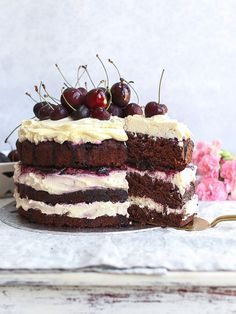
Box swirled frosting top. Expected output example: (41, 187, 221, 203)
(18, 117, 128, 144)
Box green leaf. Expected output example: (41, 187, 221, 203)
(220, 150, 234, 161)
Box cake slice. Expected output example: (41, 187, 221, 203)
(125, 114, 198, 227)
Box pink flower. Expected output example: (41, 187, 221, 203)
(220, 159, 236, 193)
(196, 178, 228, 201)
(197, 154, 220, 179)
(193, 140, 221, 165)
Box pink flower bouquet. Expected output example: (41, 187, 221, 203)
(193, 140, 236, 201)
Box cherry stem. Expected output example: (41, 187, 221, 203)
(85, 82, 88, 89)
(4, 116, 35, 143)
(75, 66, 86, 88)
(97, 80, 106, 88)
(25, 92, 38, 103)
(82, 65, 96, 88)
(42, 83, 60, 104)
(124, 79, 139, 104)
(55, 64, 73, 87)
(5, 140, 13, 151)
(61, 87, 76, 112)
(96, 54, 109, 88)
(108, 58, 122, 81)
(34, 85, 54, 110)
(158, 69, 165, 104)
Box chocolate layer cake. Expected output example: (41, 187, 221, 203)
(125, 114, 198, 227)
(14, 117, 130, 228)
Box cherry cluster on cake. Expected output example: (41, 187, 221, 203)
(27, 56, 168, 122)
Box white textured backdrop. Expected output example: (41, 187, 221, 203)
(0, 0, 236, 152)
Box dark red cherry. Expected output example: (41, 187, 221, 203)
(111, 82, 130, 108)
(108, 103, 124, 118)
(50, 105, 69, 120)
(37, 103, 55, 120)
(71, 105, 90, 120)
(8, 150, 20, 162)
(0, 152, 10, 163)
(145, 102, 168, 117)
(85, 88, 109, 109)
(91, 107, 111, 120)
(124, 103, 143, 117)
(61, 87, 85, 113)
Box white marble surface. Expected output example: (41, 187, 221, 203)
(0, 199, 235, 273)
(1, 0, 236, 152)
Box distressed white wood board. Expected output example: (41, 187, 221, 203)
(0, 285, 236, 314)
(0, 200, 236, 273)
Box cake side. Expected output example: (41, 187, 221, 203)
(16, 139, 127, 168)
(14, 164, 129, 227)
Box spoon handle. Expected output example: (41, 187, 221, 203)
(210, 215, 236, 228)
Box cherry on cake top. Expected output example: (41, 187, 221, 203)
(26, 58, 168, 122)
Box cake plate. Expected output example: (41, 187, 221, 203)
(0, 201, 159, 235)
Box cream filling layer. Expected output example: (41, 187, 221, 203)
(18, 117, 128, 144)
(14, 192, 129, 219)
(127, 166, 196, 195)
(129, 195, 198, 217)
(124, 114, 192, 141)
(14, 164, 128, 194)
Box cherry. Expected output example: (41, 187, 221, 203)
(0, 152, 10, 163)
(110, 82, 130, 108)
(33, 102, 48, 116)
(85, 88, 109, 109)
(37, 104, 55, 120)
(108, 103, 124, 118)
(91, 107, 111, 120)
(124, 103, 143, 117)
(71, 105, 90, 120)
(108, 59, 131, 107)
(8, 150, 20, 162)
(145, 69, 168, 117)
(61, 87, 85, 113)
(50, 105, 69, 120)
(145, 102, 167, 117)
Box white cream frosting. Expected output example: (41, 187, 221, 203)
(127, 166, 196, 195)
(129, 195, 198, 217)
(14, 192, 129, 219)
(18, 117, 128, 144)
(124, 114, 192, 140)
(14, 164, 128, 194)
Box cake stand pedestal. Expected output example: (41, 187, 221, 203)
(0, 198, 235, 314)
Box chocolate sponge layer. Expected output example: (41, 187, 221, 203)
(16, 139, 127, 169)
(18, 207, 129, 228)
(16, 183, 128, 205)
(127, 171, 195, 209)
(128, 205, 195, 227)
(126, 132, 194, 171)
